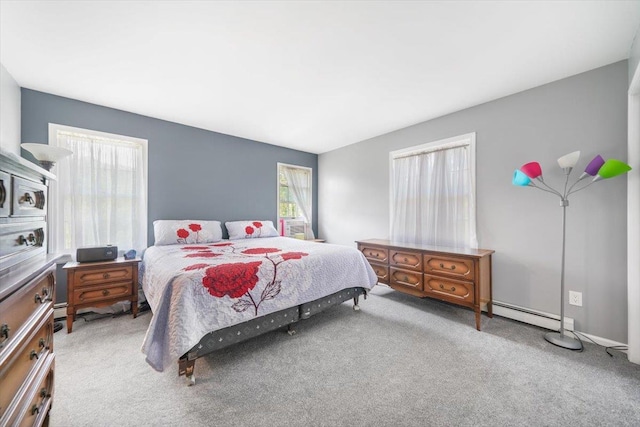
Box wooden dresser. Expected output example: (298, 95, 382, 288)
(356, 239, 494, 330)
(0, 150, 60, 426)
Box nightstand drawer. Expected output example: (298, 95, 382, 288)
(390, 267, 423, 291)
(390, 250, 422, 271)
(73, 282, 132, 304)
(424, 255, 475, 281)
(74, 265, 133, 287)
(424, 274, 474, 303)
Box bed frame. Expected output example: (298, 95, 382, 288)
(178, 287, 366, 385)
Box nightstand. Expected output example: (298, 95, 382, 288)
(63, 257, 141, 333)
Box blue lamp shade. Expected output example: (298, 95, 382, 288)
(512, 169, 531, 186)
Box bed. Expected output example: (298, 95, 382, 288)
(140, 230, 377, 385)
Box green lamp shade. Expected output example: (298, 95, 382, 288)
(596, 159, 632, 179)
(512, 169, 531, 186)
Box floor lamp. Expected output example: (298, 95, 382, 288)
(512, 151, 631, 350)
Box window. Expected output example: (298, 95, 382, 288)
(389, 133, 477, 248)
(277, 163, 314, 239)
(48, 123, 148, 254)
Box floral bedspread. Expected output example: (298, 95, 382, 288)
(140, 237, 378, 371)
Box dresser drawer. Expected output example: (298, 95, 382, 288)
(0, 170, 10, 217)
(390, 249, 422, 271)
(74, 265, 133, 287)
(390, 267, 423, 291)
(73, 282, 132, 304)
(0, 310, 53, 418)
(369, 262, 389, 284)
(1, 353, 54, 427)
(423, 254, 475, 281)
(424, 274, 474, 304)
(0, 268, 54, 352)
(11, 176, 47, 217)
(360, 245, 388, 263)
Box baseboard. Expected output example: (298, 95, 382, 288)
(54, 303, 67, 320)
(493, 300, 627, 350)
(492, 300, 575, 331)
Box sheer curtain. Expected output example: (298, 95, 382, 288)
(390, 142, 477, 248)
(49, 126, 147, 255)
(283, 166, 315, 239)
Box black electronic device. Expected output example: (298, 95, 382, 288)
(76, 245, 118, 263)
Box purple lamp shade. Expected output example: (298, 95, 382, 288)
(584, 155, 605, 176)
(520, 162, 542, 179)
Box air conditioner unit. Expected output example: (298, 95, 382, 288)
(283, 219, 307, 238)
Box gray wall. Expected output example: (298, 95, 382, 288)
(319, 61, 629, 343)
(0, 64, 21, 155)
(21, 89, 318, 304)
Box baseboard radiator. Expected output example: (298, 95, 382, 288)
(492, 300, 627, 349)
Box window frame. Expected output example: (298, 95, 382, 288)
(47, 123, 149, 252)
(388, 132, 476, 244)
(276, 162, 313, 235)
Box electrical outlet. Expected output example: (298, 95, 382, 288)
(569, 291, 582, 307)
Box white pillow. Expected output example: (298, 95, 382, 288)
(225, 220, 279, 239)
(153, 220, 222, 245)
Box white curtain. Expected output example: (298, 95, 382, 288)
(283, 167, 315, 240)
(390, 145, 477, 248)
(50, 130, 147, 255)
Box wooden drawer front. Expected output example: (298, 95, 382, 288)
(3, 354, 54, 427)
(75, 265, 133, 287)
(0, 269, 54, 352)
(390, 250, 422, 271)
(0, 314, 53, 418)
(424, 274, 474, 303)
(390, 267, 423, 291)
(11, 177, 47, 217)
(0, 222, 46, 259)
(74, 282, 132, 304)
(424, 255, 475, 281)
(369, 262, 389, 284)
(360, 246, 388, 263)
(0, 171, 9, 217)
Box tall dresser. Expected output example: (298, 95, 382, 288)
(0, 150, 60, 426)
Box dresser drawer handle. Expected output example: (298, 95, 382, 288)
(30, 350, 39, 360)
(103, 273, 110, 279)
(31, 405, 40, 415)
(102, 289, 110, 296)
(438, 283, 456, 292)
(1, 324, 9, 340)
(40, 387, 49, 398)
(34, 293, 43, 303)
(404, 257, 408, 262)
(439, 263, 456, 270)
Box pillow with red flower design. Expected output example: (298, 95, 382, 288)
(153, 220, 223, 245)
(225, 220, 279, 240)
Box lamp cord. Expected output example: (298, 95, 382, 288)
(565, 329, 629, 357)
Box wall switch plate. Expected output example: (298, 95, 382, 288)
(569, 291, 582, 307)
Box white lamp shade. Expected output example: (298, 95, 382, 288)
(557, 151, 581, 169)
(21, 143, 72, 162)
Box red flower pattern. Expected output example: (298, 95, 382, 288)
(241, 248, 280, 255)
(252, 221, 263, 228)
(183, 263, 209, 271)
(245, 226, 255, 235)
(210, 242, 233, 247)
(189, 223, 202, 232)
(280, 252, 308, 261)
(202, 262, 262, 298)
(185, 252, 221, 258)
(181, 246, 209, 250)
(177, 228, 189, 238)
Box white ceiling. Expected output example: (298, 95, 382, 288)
(1, 1, 639, 154)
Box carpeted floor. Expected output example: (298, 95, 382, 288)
(50, 285, 640, 426)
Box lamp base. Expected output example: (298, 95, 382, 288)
(544, 331, 583, 350)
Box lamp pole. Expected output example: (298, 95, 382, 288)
(543, 197, 582, 350)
